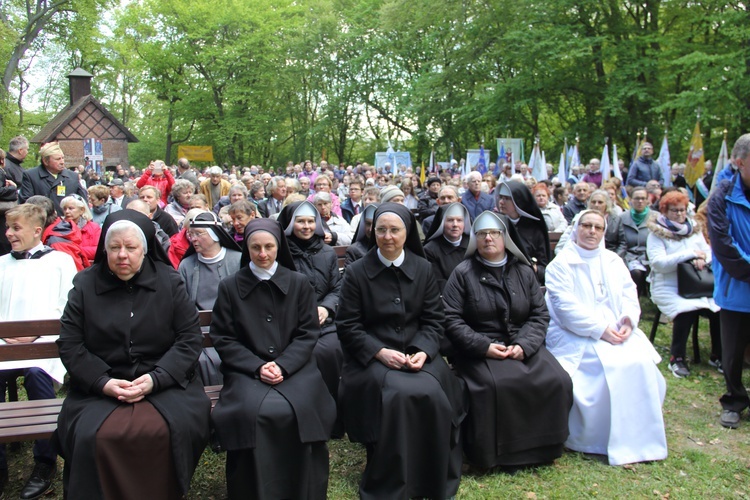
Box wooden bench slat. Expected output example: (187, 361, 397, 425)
(0, 398, 63, 410)
(0, 414, 60, 429)
(0, 424, 59, 443)
(0, 406, 63, 419)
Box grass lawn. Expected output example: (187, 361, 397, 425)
(5, 299, 750, 498)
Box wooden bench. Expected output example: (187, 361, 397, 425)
(333, 245, 348, 270)
(0, 311, 218, 444)
(549, 231, 562, 256)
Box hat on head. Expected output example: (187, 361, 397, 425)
(380, 185, 405, 204)
(426, 177, 441, 187)
(108, 178, 124, 187)
(277, 201, 325, 239)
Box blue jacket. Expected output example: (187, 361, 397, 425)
(627, 157, 662, 187)
(707, 173, 750, 312)
(461, 191, 494, 222)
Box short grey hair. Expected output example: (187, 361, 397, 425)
(731, 133, 750, 161)
(60, 195, 93, 221)
(8, 136, 28, 154)
(268, 176, 286, 195)
(313, 191, 332, 204)
(588, 189, 613, 214)
(171, 179, 195, 199)
(229, 184, 248, 196)
(439, 185, 459, 198)
(104, 220, 147, 254)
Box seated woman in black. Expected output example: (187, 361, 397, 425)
(55, 210, 210, 499)
(277, 201, 343, 435)
(210, 218, 335, 499)
(345, 202, 378, 267)
(423, 202, 471, 292)
(336, 202, 466, 499)
(442, 210, 573, 470)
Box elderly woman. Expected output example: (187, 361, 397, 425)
(249, 181, 265, 205)
(308, 174, 342, 216)
(647, 191, 721, 377)
(227, 199, 257, 247)
(313, 191, 353, 245)
(496, 180, 551, 284)
(164, 179, 195, 227)
(345, 203, 378, 267)
(88, 184, 121, 226)
(61, 194, 101, 262)
(336, 203, 465, 499)
(533, 183, 567, 232)
(278, 201, 343, 434)
(545, 210, 667, 465)
(423, 202, 471, 292)
(212, 184, 247, 215)
(556, 189, 621, 254)
(55, 210, 211, 498)
(210, 218, 335, 499)
(617, 186, 651, 296)
(443, 211, 572, 469)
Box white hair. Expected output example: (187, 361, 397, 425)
(104, 220, 147, 254)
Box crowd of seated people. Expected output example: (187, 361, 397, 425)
(3, 138, 749, 499)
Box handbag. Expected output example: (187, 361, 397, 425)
(677, 261, 714, 298)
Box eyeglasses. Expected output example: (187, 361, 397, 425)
(668, 208, 687, 214)
(476, 230, 503, 239)
(374, 227, 404, 236)
(186, 230, 210, 239)
(631, 197, 648, 202)
(579, 222, 606, 233)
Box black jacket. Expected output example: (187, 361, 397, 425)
(20, 165, 88, 215)
(3, 153, 24, 185)
(210, 265, 335, 449)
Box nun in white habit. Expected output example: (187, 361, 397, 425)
(545, 209, 668, 465)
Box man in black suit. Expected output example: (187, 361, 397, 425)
(257, 176, 287, 218)
(138, 185, 178, 236)
(4, 136, 28, 185)
(19, 143, 87, 215)
(107, 178, 137, 209)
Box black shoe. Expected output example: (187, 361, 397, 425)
(720, 410, 741, 429)
(669, 358, 690, 378)
(0, 467, 8, 500)
(19, 461, 56, 500)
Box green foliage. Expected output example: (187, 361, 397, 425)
(1, 0, 748, 167)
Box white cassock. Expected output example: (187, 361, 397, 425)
(545, 242, 668, 466)
(0, 250, 77, 383)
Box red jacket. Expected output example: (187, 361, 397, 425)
(79, 220, 102, 262)
(43, 218, 90, 271)
(136, 169, 175, 206)
(168, 229, 191, 269)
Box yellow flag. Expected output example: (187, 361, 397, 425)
(684, 122, 705, 187)
(420, 159, 426, 187)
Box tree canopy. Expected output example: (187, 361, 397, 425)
(1, 0, 748, 167)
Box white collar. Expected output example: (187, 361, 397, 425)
(197, 247, 227, 264)
(249, 261, 278, 280)
(377, 248, 405, 267)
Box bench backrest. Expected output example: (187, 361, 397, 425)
(0, 311, 214, 363)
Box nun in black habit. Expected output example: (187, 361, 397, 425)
(277, 201, 343, 436)
(336, 202, 466, 500)
(495, 180, 552, 284)
(344, 202, 378, 267)
(210, 218, 335, 500)
(55, 209, 211, 499)
(442, 211, 572, 469)
(423, 202, 471, 292)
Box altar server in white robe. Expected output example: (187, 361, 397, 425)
(545, 209, 668, 466)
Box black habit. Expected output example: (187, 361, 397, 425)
(442, 255, 573, 468)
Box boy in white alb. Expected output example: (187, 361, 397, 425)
(0, 204, 76, 499)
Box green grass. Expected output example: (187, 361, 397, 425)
(5, 302, 750, 498)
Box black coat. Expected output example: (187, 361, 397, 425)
(55, 259, 211, 497)
(19, 165, 88, 215)
(514, 217, 550, 284)
(442, 255, 572, 467)
(152, 206, 179, 237)
(335, 248, 465, 443)
(423, 235, 468, 292)
(288, 238, 341, 335)
(210, 265, 335, 450)
(3, 153, 24, 185)
(344, 240, 367, 267)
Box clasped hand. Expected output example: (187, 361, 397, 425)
(375, 348, 427, 371)
(259, 361, 284, 385)
(103, 374, 154, 403)
(601, 323, 632, 345)
(486, 343, 525, 360)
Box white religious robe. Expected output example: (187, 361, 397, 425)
(0, 250, 77, 383)
(545, 242, 667, 465)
